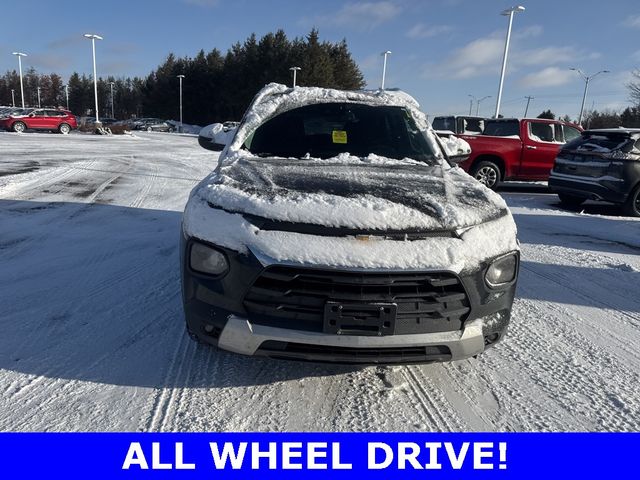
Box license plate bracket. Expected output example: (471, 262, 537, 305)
(323, 302, 397, 336)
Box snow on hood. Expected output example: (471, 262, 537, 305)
(183, 83, 518, 271)
(196, 154, 508, 231)
(183, 193, 518, 273)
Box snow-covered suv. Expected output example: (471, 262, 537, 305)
(181, 83, 520, 364)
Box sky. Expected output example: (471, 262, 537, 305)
(1, 0, 639, 119)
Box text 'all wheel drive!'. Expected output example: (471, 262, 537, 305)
(0, 1, 639, 478)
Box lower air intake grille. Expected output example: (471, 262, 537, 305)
(257, 341, 452, 364)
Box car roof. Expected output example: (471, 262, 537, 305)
(584, 128, 640, 135)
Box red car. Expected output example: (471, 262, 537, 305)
(455, 118, 583, 189)
(1, 108, 77, 134)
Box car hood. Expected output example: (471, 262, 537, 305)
(196, 154, 509, 232)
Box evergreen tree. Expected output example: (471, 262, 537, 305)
(0, 29, 366, 124)
(537, 109, 555, 119)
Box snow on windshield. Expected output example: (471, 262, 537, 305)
(225, 83, 445, 162)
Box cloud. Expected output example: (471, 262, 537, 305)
(623, 14, 640, 28)
(406, 23, 453, 39)
(303, 2, 401, 31)
(47, 35, 86, 50)
(422, 27, 598, 80)
(515, 25, 544, 39)
(105, 43, 139, 55)
(183, 0, 219, 7)
(519, 67, 575, 88)
(424, 34, 504, 79)
(28, 54, 72, 72)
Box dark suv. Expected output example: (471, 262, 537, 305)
(549, 128, 640, 217)
(180, 83, 520, 364)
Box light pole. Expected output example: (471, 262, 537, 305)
(495, 6, 525, 118)
(468, 94, 475, 115)
(37, 86, 41, 108)
(63, 84, 69, 110)
(83, 33, 103, 125)
(11, 89, 15, 107)
(469, 95, 492, 116)
(524, 95, 534, 117)
(570, 68, 609, 126)
(477, 95, 492, 115)
(289, 67, 301, 88)
(381, 50, 392, 90)
(12, 52, 27, 108)
(177, 74, 185, 132)
(109, 81, 115, 118)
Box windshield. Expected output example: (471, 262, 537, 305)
(244, 103, 438, 163)
(483, 120, 520, 137)
(431, 116, 456, 132)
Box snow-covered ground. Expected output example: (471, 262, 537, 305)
(0, 131, 638, 432)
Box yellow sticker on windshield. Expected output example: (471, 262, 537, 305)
(332, 130, 348, 144)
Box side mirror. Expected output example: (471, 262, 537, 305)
(449, 153, 470, 164)
(198, 123, 236, 152)
(198, 135, 225, 151)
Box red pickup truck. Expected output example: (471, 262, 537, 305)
(456, 118, 583, 188)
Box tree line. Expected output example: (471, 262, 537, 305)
(0, 29, 364, 125)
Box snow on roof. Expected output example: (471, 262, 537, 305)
(226, 83, 431, 156)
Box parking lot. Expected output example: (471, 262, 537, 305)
(0, 131, 639, 432)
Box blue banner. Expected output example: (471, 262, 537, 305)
(0, 433, 636, 478)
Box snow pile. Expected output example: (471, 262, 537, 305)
(167, 121, 202, 134)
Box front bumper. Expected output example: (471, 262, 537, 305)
(218, 315, 490, 363)
(181, 234, 517, 364)
(548, 171, 632, 204)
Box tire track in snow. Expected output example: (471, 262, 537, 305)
(146, 331, 193, 431)
(402, 366, 463, 431)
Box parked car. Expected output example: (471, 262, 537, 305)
(180, 83, 520, 364)
(0, 107, 32, 119)
(456, 118, 583, 188)
(0, 108, 77, 134)
(432, 115, 485, 136)
(549, 128, 640, 217)
(136, 118, 174, 132)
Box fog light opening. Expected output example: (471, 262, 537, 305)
(484, 333, 500, 346)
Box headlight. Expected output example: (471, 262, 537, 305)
(485, 253, 518, 287)
(189, 242, 229, 276)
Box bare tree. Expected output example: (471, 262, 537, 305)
(627, 69, 640, 105)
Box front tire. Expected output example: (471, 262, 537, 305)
(12, 121, 26, 133)
(472, 161, 501, 189)
(58, 123, 71, 135)
(558, 193, 585, 208)
(623, 185, 640, 217)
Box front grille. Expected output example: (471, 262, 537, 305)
(257, 340, 452, 364)
(243, 266, 470, 335)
